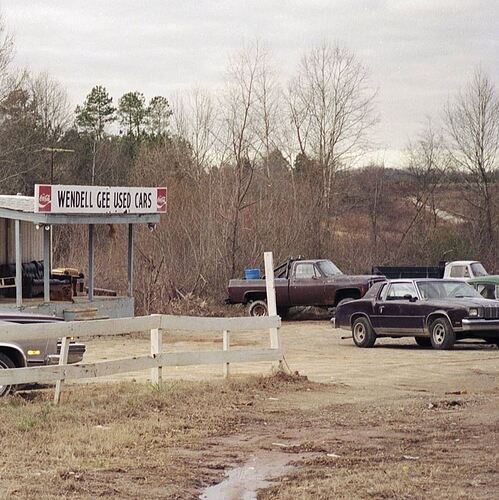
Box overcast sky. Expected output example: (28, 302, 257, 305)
(1, 0, 498, 167)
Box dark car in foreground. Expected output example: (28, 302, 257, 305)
(332, 280, 499, 350)
(0, 312, 86, 396)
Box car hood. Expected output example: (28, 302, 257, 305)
(424, 298, 499, 308)
(0, 312, 62, 323)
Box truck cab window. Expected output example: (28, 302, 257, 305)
(471, 263, 488, 277)
(450, 266, 468, 278)
(295, 263, 317, 279)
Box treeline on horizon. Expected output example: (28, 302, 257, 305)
(0, 13, 497, 314)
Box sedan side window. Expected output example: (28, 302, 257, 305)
(294, 263, 318, 279)
(386, 283, 417, 300)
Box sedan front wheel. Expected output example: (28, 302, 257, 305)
(430, 318, 455, 350)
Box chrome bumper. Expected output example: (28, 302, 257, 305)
(47, 342, 86, 365)
(462, 319, 499, 331)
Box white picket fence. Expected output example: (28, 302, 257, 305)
(0, 313, 282, 403)
(0, 252, 282, 403)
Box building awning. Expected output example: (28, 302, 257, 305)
(0, 195, 160, 225)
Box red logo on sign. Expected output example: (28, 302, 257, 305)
(38, 185, 52, 212)
(157, 188, 167, 213)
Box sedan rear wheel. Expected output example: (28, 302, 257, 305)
(430, 318, 455, 350)
(352, 317, 376, 348)
(0, 352, 15, 397)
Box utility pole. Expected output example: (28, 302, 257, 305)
(40, 147, 75, 184)
(37, 147, 75, 271)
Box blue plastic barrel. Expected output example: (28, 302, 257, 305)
(245, 268, 261, 280)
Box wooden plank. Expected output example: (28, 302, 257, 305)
(53, 336, 70, 404)
(0, 315, 162, 343)
(223, 330, 230, 378)
(150, 328, 162, 385)
(0, 349, 283, 386)
(160, 315, 280, 332)
(0, 315, 278, 344)
(264, 252, 280, 350)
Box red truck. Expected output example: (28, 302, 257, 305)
(227, 258, 385, 317)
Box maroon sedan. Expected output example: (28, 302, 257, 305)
(333, 280, 499, 350)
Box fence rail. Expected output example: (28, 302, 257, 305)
(0, 313, 282, 400)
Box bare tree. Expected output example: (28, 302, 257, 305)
(29, 72, 72, 142)
(221, 43, 263, 276)
(0, 12, 16, 103)
(288, 42, 377, 210)
(171, 88, 220, 175)
(395, 122, 449, 260)
(444, 68, 499, 261)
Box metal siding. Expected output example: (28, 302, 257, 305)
(0, 219, 43, 264)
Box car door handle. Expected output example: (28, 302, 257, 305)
(379, 306, 384, 313)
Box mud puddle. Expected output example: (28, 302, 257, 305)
(200, 450, 307, 500)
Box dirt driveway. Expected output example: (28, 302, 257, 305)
(3, 320, 495, 499)
(82, 320, 499, 404)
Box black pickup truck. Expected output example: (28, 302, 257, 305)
(227, 258, 385, 317)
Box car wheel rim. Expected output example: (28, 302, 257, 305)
(253, 305, 266, 316)
(433, 324, 446, 344)
(354, 323, 365, 342)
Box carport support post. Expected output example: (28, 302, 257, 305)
(127, 224, 133, 297)
(264, 252, 280, 352)
(88, 224, 94, 301)
(43, 225, 50, 303)
(15, 219, 22, 308)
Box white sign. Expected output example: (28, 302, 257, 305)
(34, 185, 167, 214)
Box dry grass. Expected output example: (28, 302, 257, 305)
(0, 372, 311, 499)
(0, 373, 497, 499)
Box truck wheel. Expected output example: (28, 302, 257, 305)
(248, 300, 268, 316)
(277, 307, 289, 320)
(415, 336, 431, 348)
(352, 317, 376, 348)
(0, 352, 16, 397)
(430, 318, 455, 350)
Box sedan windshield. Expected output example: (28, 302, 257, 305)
(471, 262, 488, 277)
(417, 281, 482, 300)
(317, 260, 343, 277)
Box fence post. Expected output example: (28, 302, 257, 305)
(150, 327, 162, 385)
(223, 329, 230, 378)
(54, 336, 70, 404)
(264, 252, 281, 352)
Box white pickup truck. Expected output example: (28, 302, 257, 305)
(373, 260, 494, 281)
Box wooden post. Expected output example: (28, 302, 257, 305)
(150, 328, 162, 385)
(264, 252, 280, 350)
(15, 219, 22, 308)
(223, 329, 230, 378)
(54, 336, 70, 404)
(43, 225, 50, 303)
(88, 224, 95, 301)
(127, 224, 134, 297)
